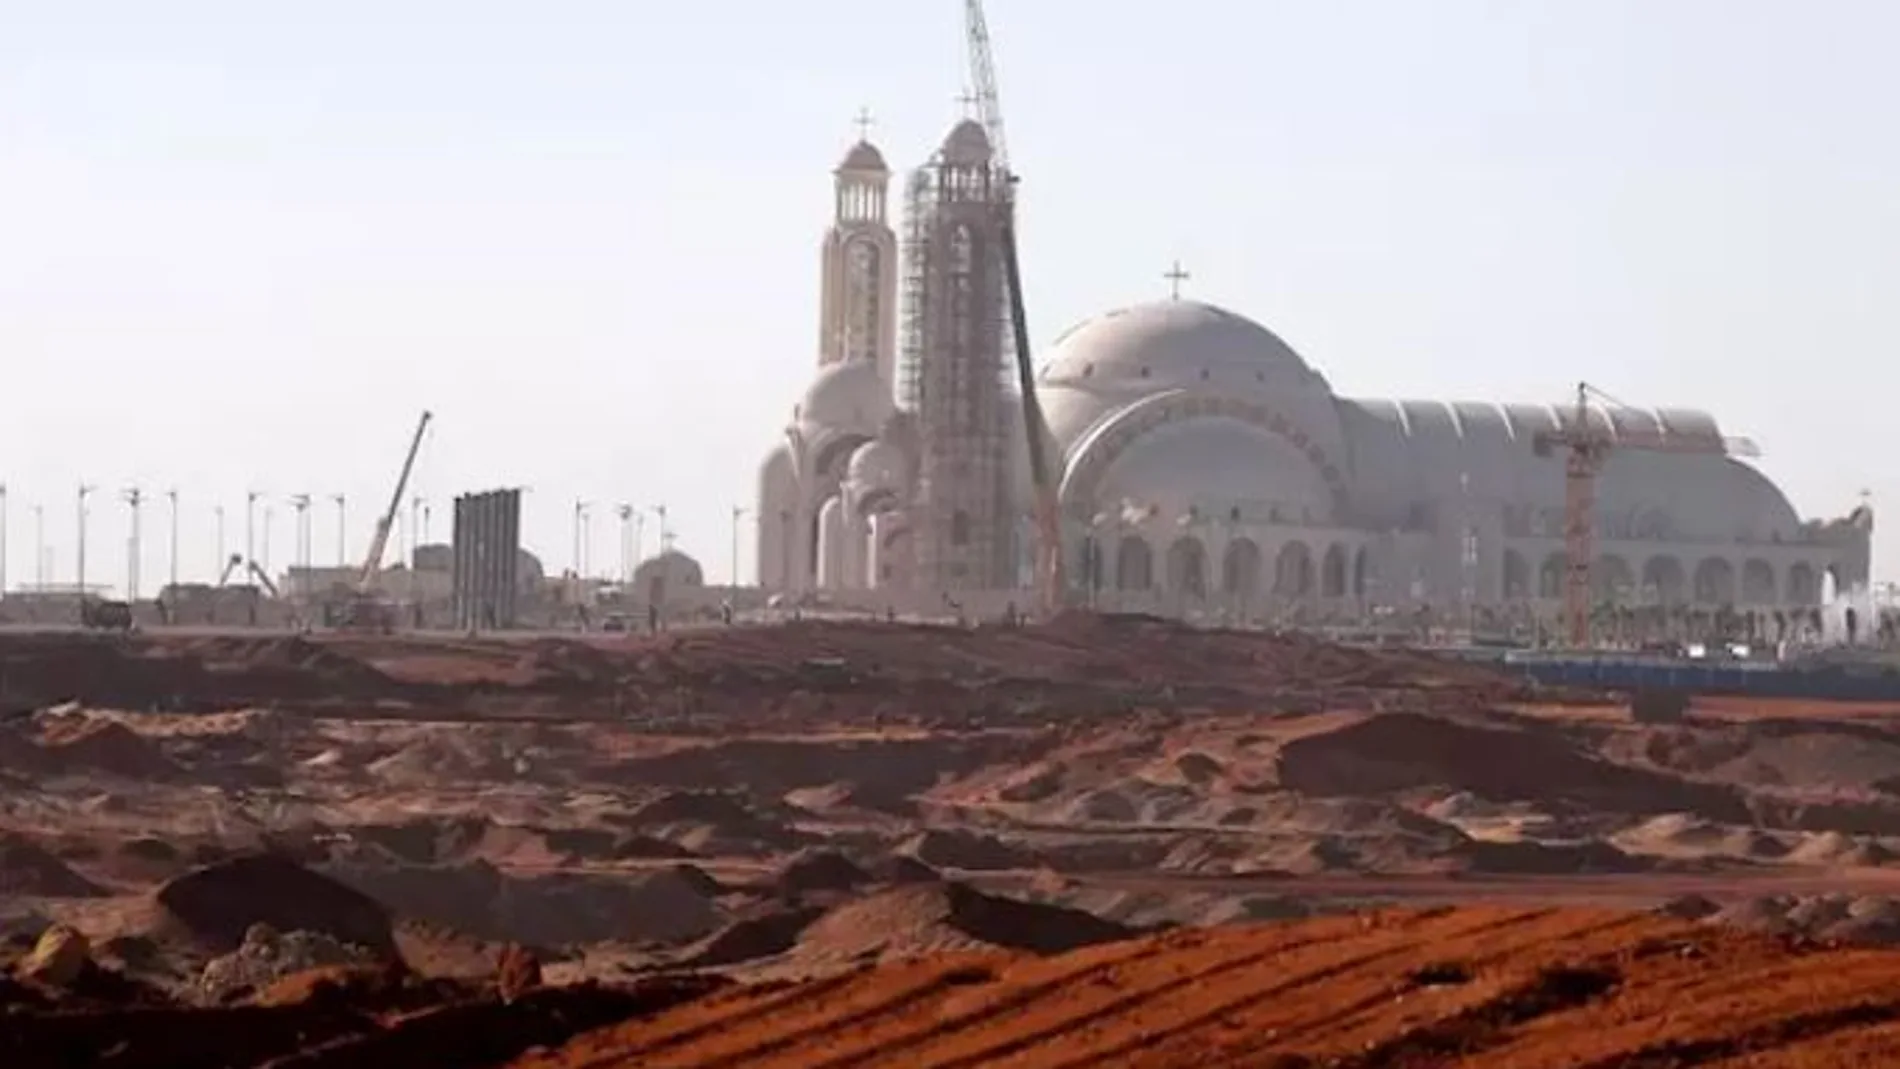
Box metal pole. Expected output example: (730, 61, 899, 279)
(77, 483, 93, 597)
(123, 487, 142, 601)
(616, 504, 632, 583)
(215, 506, 226, 577)
(245, 490, 260, 569)
(33, 505, 44, 589)
(166, 489, 178, 592)
(328, 494, 345, 567)
(730, 505, 746, 598)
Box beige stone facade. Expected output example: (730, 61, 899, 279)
(758, 132, 1873, 631)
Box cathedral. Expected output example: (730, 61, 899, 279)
(757, 120, 1873, 627)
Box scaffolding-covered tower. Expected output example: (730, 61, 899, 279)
(898, 119, 1017, 591)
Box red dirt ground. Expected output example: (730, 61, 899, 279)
(510, 905, 1900, 1069)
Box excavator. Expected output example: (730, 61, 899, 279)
(335, 410, 433, 634)
(216, 553, 281, 599)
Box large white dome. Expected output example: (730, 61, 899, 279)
(1038, 300, 1325, 392)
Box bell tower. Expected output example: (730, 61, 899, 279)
(817, 112, 900, 385)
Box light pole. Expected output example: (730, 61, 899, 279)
(290, 494, 312, 598)
(76, 483, 94, 597)
(33, 504, 45, 590)
(330, 494, 347, 567)
(166, 489, 178, 593)
(616, 505, 634, 584)
(730, 505, 748, 599)
(123, 487, 143, 601)
(571, 499, 590, 582)
(214, 505, 227, 580)
(652, 504, 670, 555)
(245, 490, 261, 570)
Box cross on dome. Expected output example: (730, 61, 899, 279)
(853, 107, 875, 141)
(1165, 260, 1192, 301)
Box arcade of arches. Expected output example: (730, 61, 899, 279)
(1086, 534, 1840, 618)
(1079, 534, 1370, 606)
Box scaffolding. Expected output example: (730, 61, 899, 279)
(898, 130, 1018, 591)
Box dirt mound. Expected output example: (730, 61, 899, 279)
(775, 849, 873, 895)
(346, 818, 492, 866)
(36, 717, 182, 780)
(328, 861, 721, 946)
(155, 854, 396, 954)
(535, 826, 693, 862)
(673, 905, 826, 970)
(898, 828, 1032, 871)
(868, 854, 942, 885)
(791, 881, 1132, 962)
(1786, 831, 1896, 867)
(625, 790, 797, 851)
(1278, 711, 1749, 819)
(0, 835, 107, 897)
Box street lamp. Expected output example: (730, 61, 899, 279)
(123, 487, 144, 601)
(76, 483, 95, 597)
(615, 504, 634, 584)
(651, 504, 671, 555)
(245, 490, 262, 569)
(730, 505, 749, 600)
(330, 494, 347, 567)
(165, 489, 179, 594)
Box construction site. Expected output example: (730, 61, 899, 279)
(9, 3, 1900, 1068)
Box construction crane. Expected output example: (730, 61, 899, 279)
(339, 410, 433, 632)
(1533, 382, 1759, 647)
(965, 0, 1066, 617)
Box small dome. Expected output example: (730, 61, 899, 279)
(798, 360, 892, 435)
(838, 140, 888, 174)
(941, 119, 993, 166)
(632, 549, 703, 594)
(846, 439, 906, 491)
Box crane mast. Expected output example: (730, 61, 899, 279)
(1533, 382, 1758, 647)
(965, 0, 1066, 617)
(358, 410, 433, 593)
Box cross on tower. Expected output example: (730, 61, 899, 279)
(956, 88, 980, 117)
(853, 107, 875, 142)
(1165, 260, 1192, 301)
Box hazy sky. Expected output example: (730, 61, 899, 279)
(3, 0, 1897, 595)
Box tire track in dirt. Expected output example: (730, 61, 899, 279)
(1202, 912, 1661, 1066)
(917, 907, 1556, 1069)
(1019, 907, 1602, 1069)
(1707, 1019, 1900, 1067)
(793, 912, 1412, 1069)
(1458, 937, 1900, 1068)
(510, 967, 873, 1069)
(1570, 1000, 1900, 1068)
(652, 961, 1013, 1069)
